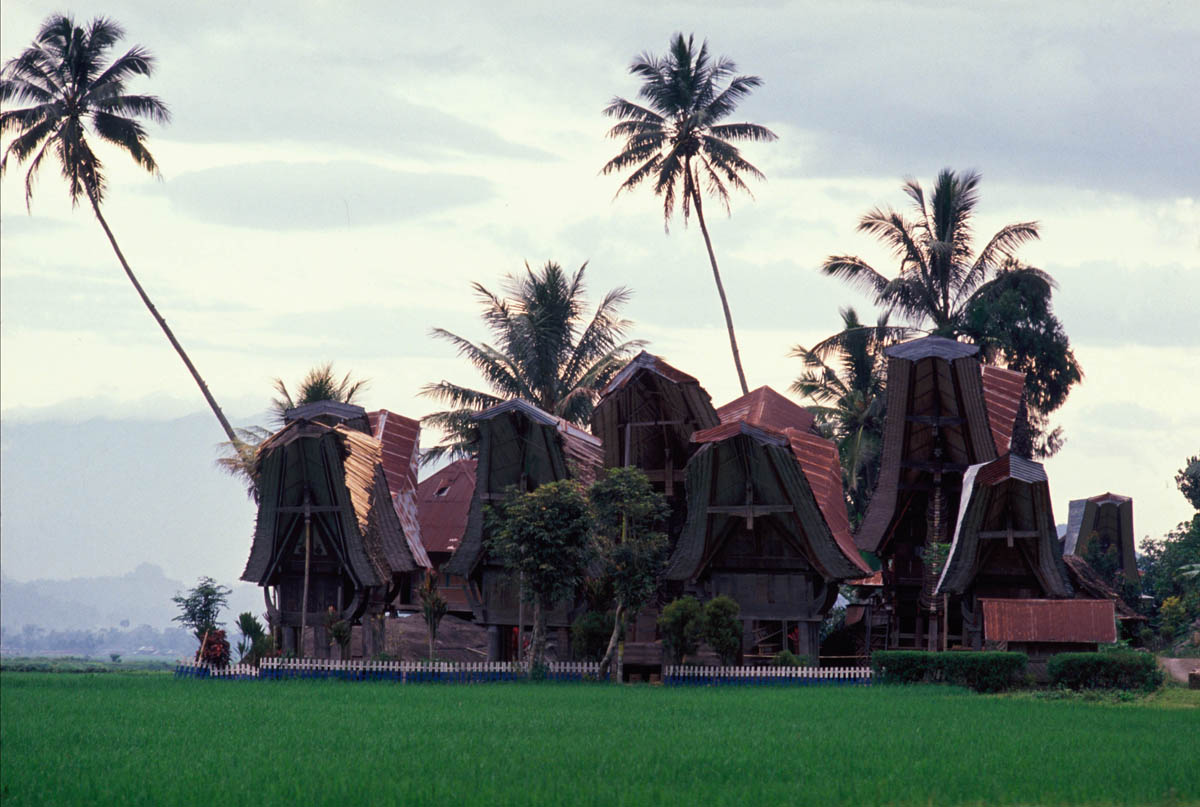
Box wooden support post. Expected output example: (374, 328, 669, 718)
(300, 492, 313, 652)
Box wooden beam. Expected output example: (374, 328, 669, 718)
(901, 460, 970, 473)
(624, 420, 685, 427)
(277, 505, 345, 514)
(707, 504, 793, 515)
(906, 415, 964, 426)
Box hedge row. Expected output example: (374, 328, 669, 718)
(1047, 651, 1163, 692)
(871, 651, 1027, 692)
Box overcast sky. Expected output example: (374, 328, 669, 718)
(2, 0, 1198, 584)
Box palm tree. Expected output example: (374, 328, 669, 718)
(216, 363, 369, 499)
(603, 33, 777, 396)
(421, 261, 644, 464)
(269, 361, 369, 425)
(1, 14, 237, 445)
(790, 308, 913, 525)
(822, 169, 1041, 335)
(822, 169, 1081, 457)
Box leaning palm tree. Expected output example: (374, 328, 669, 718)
(822, 169, 1081, 457)
(421, 261, 644, 464)
(216, 363, 369, 499)
(1, 14, 237, 445)
(603, 33, 777, 395)
(791, 308, 913, 526)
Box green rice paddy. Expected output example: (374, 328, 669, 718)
(2, 672, 1197, 806)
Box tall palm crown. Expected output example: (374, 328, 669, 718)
(2, 15, 239, 446)
(270, 362, 369, 425)
(822, 169, 1041, 334)
(791, 308, 913, 525)
(1, 15, 167, 207)
(421, 261, 644, 464)
(603, 33, 776, 395)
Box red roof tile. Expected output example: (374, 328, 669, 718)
(417, 459, 477, 556)
(716, 386, 814, 435)
(981, 598, 1117, 644)
(980, 365, 1024, 455)
(785, 428, 866, 574)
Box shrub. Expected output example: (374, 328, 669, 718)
(197, 629, 230, 668)
(939, 651, 1027, 693)
(658, 596, 705, 664)
(571, 611, 613, 662)
(872, 650, 1027, 691)
(1048, 651, 1164, 692)
(772, 650, 812, 667)
(702, 596, 742, 665)
(871, 651, 936, 684)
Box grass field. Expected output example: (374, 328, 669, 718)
(2, 673, 1197, 806)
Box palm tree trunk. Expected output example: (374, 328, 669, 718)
(599, 602, 623, 680)
(690, 187, 749, 395)
(88, 195, 238, 444)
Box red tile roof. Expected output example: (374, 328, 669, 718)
(981, 598, 1117, 644)
(784, 428, 864, 573)
(417, 459, 477, 556)
(716, 386, 815, 435)
(367, 409, 431, 569)
(980, 365, 1024, 455)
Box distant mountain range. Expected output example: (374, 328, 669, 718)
(0, 563, 264, 631)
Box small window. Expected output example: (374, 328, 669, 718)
(435, 484, 451, 497)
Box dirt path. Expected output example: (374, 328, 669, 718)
(1158, 657, 1199, 684)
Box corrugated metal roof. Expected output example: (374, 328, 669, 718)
(716, 386, 814, 435)
(980, 365, 1024, 455)
(981, 598, 1116, 644)
(784, 428, 861, 572)
(367, 409, 431, 570)
(417, 459, 477, 556)
(692, 419, 789, 447)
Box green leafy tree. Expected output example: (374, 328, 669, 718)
(702, 595, 742, 665)
(485, 481, 595, 669)
(1176, 455, 1200, 511)
(603, 33, 777, 395)
(419, 572, 448, 662)
(589, 467, 670, 678)
(171, 577, 230, 643)
(791, 308, 913, 525)
(658, 596, 705, 665)
(422, 262, 643, 464)
(1, 15, 237, 445)
(822, 169, 1081, 457)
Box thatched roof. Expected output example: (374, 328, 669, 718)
(444, 399, 602, 577)
(592, 351, 718, 471)
(856, 335, 1027, 553)
(1062, 555, 1144, 621)
(935, 453, 1072, 598)
(367, 409, 431, 569)
(666, 386, 869, 582)
(1063, 493, 1138, 583)
(241, 418, 421, 587)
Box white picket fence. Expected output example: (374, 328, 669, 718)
(663, 665, 873, 686)
(176, 658, 871, 686)
(175, 658, 604, 683)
